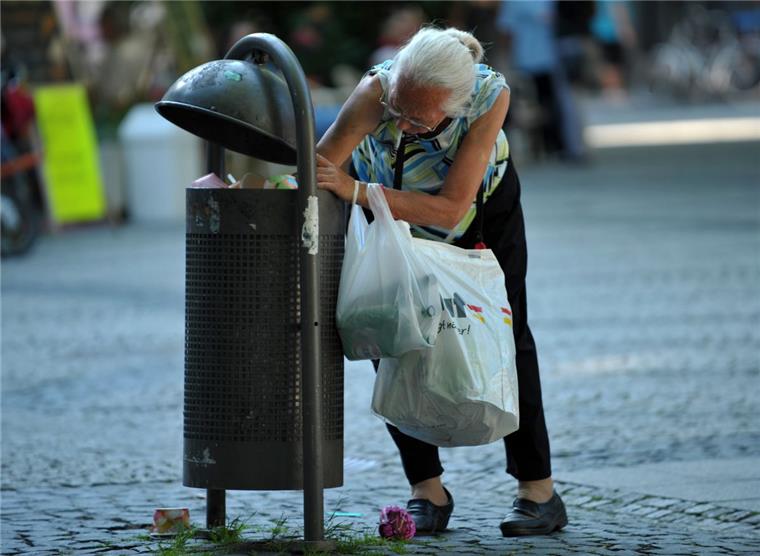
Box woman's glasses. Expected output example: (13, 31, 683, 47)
(380, 97, 439, 133)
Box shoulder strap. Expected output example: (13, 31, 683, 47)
(474, 185, 486, 249)
(392, 134, 409, 190)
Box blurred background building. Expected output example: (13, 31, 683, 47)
(1, 0, 759, 246)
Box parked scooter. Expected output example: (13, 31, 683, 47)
(1, 62, 44, 257)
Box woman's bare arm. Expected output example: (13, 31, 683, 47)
(317, 88, 510, 230)
(316, 74, 384, 166)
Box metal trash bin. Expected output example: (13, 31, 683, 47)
(156, 32, 343, 537)
(183, 186, 344, 490)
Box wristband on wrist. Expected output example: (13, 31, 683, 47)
(353, 181, 385, 205)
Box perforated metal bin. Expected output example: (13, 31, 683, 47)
(183, 187, 344, 490)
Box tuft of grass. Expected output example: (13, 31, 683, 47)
(149, 513, 256, 555)
(208, 515, 251, 545)
(143, 509, 416, 555)
(322, 515, 412, 555)
(242, 511, 415, 555)
(268, 513, 294, 539)
(330, 532, 410, 554)
(154, 525, 197, 556)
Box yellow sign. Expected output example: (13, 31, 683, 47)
(34, 84, 106, 223)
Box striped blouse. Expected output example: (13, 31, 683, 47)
(352, 60, 510, 242)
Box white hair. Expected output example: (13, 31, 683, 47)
(389, 27, 484, 117)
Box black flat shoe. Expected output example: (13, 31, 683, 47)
(406, 487, 454, 534)
(500, 491, 568, 537)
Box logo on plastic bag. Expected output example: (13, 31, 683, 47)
(438, 292, 513, 333)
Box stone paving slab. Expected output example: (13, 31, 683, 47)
(2, 139, 759, 554)
(558, 458, 760, 511)
(2, 478, 759, 554)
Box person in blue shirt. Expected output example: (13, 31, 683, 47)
(591, 0, 638, 99)
(496, 0, 586, 161)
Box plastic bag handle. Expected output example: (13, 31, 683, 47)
(366, 183, 395, 224)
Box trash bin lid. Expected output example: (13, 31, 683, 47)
(156, 59, 297, 165)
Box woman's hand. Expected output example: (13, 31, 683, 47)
(316, 154, 354, 201)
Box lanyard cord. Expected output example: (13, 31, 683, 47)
(392, 134, 409, 190)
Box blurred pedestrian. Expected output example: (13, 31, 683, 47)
(591, 0, 638, 100)
(317, 26, 567, 538)
(368, 6, 424, 67)
(448, 0, 509, 74)
(496, 0, 586, 162)
(556, 0, 597, 87)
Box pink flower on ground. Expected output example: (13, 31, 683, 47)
(378, 505, 416, 540)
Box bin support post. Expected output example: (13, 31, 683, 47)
(207, 489, 226, 528)
(300, 178, 323, 542)
(225, 34, 324, 541)
(290, 64, 323, 545)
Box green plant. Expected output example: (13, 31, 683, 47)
(333, 532, 410, 554)
(155, 525, 198, 556)
(208, 515, 251, 545)
(268, 513, 297, 540)
(147, 514, 257, 555)
(142, 509, 416, 555)
(322, 515, 413, 555)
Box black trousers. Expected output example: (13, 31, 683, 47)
(379, 157, 552, 484)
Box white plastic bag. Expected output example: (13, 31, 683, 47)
(336, 184, 442, 360)
(371, 239, 519, 447)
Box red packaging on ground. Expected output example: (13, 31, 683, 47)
(152, 508, 190, 533)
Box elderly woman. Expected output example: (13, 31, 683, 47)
(316, 27, 566, 537)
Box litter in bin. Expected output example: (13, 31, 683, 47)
(189, 173, 227, 189)
(228, 172, 298, 190)
(227, 172, 264, 188)
(266, 174, 298, 189)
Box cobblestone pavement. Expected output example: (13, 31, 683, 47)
(2, 140, 759, 554)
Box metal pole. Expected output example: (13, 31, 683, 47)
(226, 34, 323, 541)
(206, 142, 225, 177)
(205, 141, 226, 530)
(207, 489, 226, 529)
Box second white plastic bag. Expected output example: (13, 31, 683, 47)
(371, 239, 520, 447)
(336, 184, 441, 360)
